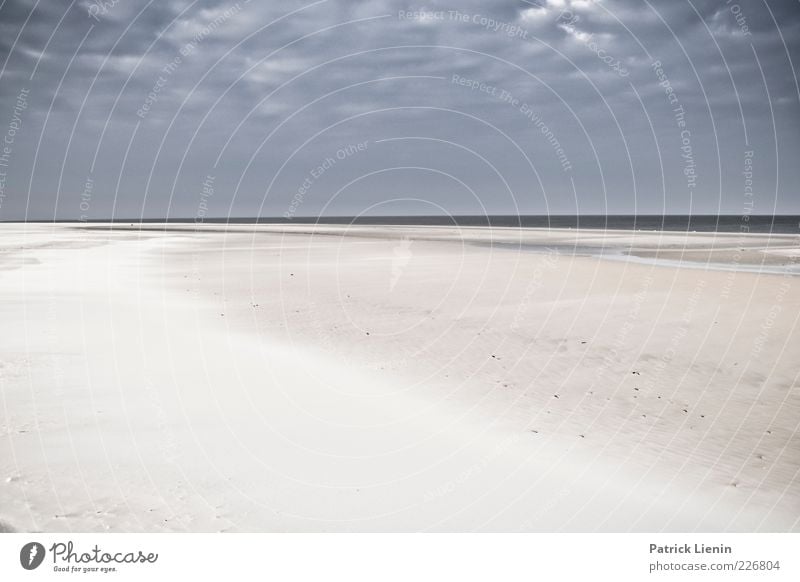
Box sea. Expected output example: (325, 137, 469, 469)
(79, 215, 800, 234)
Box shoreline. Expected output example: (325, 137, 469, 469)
(72, 222, 800, 277)
(4, 214, 799, 235)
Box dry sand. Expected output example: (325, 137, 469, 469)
(0, 223, 798, 532)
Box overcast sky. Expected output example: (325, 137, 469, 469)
(0, 0, 798, 220)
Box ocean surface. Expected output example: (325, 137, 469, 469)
(61, 215, 800, 234)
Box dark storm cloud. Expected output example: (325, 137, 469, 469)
(0, 0, 798, 219)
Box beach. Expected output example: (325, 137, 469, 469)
(1, 223, 798, 532)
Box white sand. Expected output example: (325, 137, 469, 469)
(1, 223, 798, 532)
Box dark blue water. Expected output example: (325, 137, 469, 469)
(274, 215, 799, 234)
(95, 215, 799, 234)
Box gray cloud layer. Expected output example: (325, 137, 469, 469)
(0, 0, 798, 219)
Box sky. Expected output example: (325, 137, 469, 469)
(0, 0, 798, 220)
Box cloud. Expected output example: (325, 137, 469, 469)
(0, 0, 798, 219)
